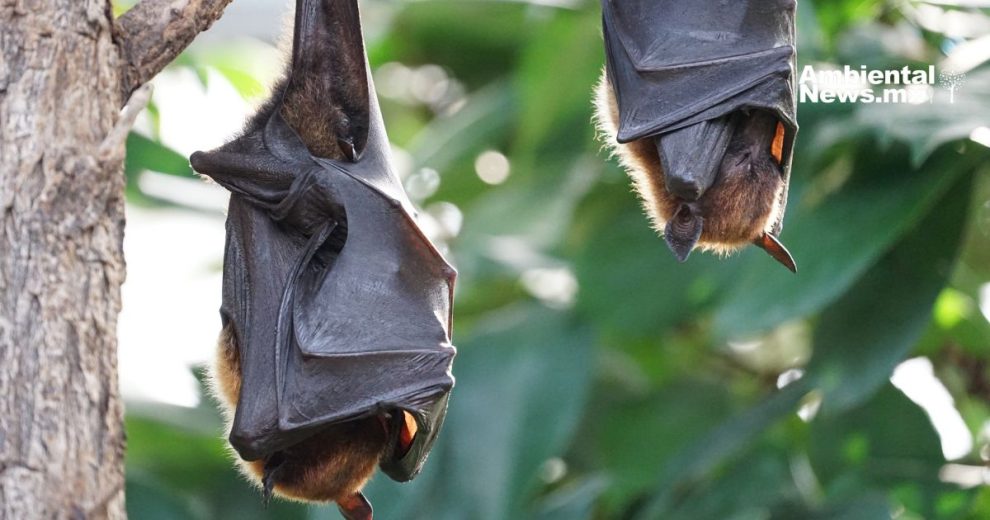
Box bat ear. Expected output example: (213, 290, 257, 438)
(284, 0, 370, 160)
(664, 205, 703, 262)
(753, 232, 797, 273)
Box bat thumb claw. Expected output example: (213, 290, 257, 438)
(753, 232, 797, 273)
(337, 137, 357, 162)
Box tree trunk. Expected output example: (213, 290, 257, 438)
(0, 0, 128, 517)
(0, 0, 232, 516)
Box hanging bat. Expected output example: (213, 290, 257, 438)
(594, 0, 799, 272)
(189, 0, 456, 518)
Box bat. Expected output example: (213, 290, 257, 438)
(594, 0, 799, 272)
(188, 0, 456, 518)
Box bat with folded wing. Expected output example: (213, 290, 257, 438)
(595, 0, 799, 271)
(189, 0, 456, 517)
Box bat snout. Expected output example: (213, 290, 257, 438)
(188, 151, 209, 175)
(665, 174, 706, 201)
(228, 431, 270, 462)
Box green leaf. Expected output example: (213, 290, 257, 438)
(587, 378, 734, 512)
(714, 142, 981, 339)
(806, 171, 973, 414)
(512, 9, 601, 161)
(803, 494, 893, 520)
(409, 82, 515, 175)
(125, 132, 196, 179)
(660, 448, 799, 520)
(857, 68, 990, 167)
(126, 414, 308, 520)
(634, 380, 811, 519)
(354, 305, 595, 520)
(126, 472, 205, 520)
(533, 477, 608, 520)
(808, 385, 943, 490)
(574, 199, 733, 341)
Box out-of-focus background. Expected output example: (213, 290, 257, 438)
(115, 0, 990, 518)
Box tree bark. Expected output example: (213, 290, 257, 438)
(0, 0, 230, 517)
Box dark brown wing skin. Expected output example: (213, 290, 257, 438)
(189, 0, 456, 507)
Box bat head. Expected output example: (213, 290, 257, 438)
(595, 76, 796, 272)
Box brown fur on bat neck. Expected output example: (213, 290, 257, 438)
(594, 75, 794, 271)
(243, 71, 366, 161)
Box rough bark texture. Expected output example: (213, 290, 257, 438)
(0, 0, 127, 517)
(117, 0, 235, 97)
(0, 0, 230, 518)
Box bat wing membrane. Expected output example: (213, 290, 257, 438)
(601, 0, 799, 234)
(603, 0, 797, 143)
(193, 75, 455, 481)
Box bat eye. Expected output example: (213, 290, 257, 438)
(734, 150, 751, 168)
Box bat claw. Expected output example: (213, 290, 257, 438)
(753, 232, 797, 273)
(337, 137, 357, 162)
(261, 453, 285, 508)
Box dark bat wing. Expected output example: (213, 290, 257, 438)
(282, 106, 456, 481)
(602, 0, 798, 232)
(190, 0, 455, 483)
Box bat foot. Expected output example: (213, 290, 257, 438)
(663, 204, 703, 262)
(337, 492, 373, 520)
(262, 452, 286, 508)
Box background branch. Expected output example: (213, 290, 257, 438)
(116, 0, 235, 97)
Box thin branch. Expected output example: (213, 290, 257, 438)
(99, 83, 153, 163)
(115, 0, 235, 98)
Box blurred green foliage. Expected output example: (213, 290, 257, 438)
(123, 0, 990, 518)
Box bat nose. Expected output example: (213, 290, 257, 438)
(229, 431, 268, 461)
(665, 174, 705, 201)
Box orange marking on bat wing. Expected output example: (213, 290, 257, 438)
(399, 411, 418, 455)
(771, 121, 785, 164)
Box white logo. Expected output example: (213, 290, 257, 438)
(799, 65, 962, 105)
